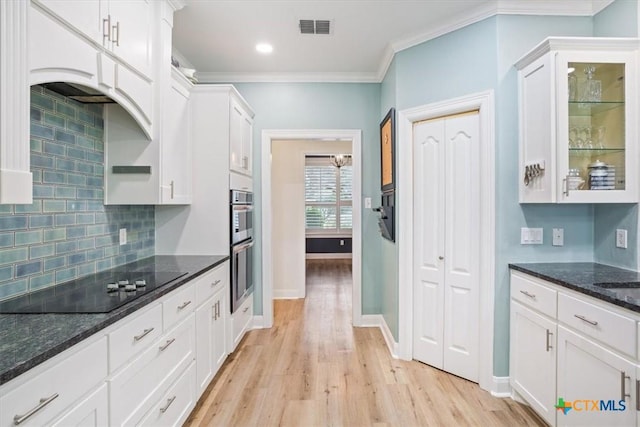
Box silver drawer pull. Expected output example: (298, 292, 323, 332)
(159, 338, 176, 352)
(574, 314, 598, 326)
(243, 306, 250, 313)
(636, 379, 640, 410)
(159, 396, 176, 414)
(519, 290, 536, 299)
(546, 329, 553, 352)
(621, 371, 630, 401)
(178, 300, 192, 310)
(134, 327, 155, 341)
(212, 279, 221, 287)
(13, 393, 59, 425)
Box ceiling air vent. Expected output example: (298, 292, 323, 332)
(299, 19, 332, 35)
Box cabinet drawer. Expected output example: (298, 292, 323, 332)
(138, 362, 196, 427)
(195, 263, 229, 308)
(163, 283, 196, 331)
(558, 293, 636, 357)
(511, 272, 557, 318)
(109, 315, 195, 427)
(0, 337, 107, 427)
(109, 303, 163, 372)
(231, 297, 252, 351)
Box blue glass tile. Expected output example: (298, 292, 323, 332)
(56, 241, 77, 254)
(86, 177, 103, 187)
(30, 215, 54, 228)
(30, 272, 55, 290)
(77, 189, 97, 199)
(0, 279, 28, 300)
(31, 107, 42, 121)
(103, 245, 118, 257)
(77, 263, 96, 276)
(86, 224, 106, 236)
(95, 236, 115, 247)
(75, 162, 93, 174)
(87, 126, 103, 139)
(66, 226, 86, 239)
(0, 233, 12, 248)
(31, 92, 54, 110)
(86, 200, 103, 211)
(55, 129, 75, 144)
(0, 248, 29, 265)
(56, 158, 75, 171)
(31, 154, 55, 169)
(44, 256, 65, 271)
(43, 200, 66, 212)
(96, 258, 112, 272)
(0, 266, 13, 282)
(44, 113, 65, 128)
(67, 120, 85, 134)
(0, 216, 27, 231)
(30, 138, 43, 153)
(43, 171, 66, 184)
(15, 230, 43, 245)
(66, 200, 86, 212)
(30, 123, 54, 139)
(30, 244, 55, 259)
(33, 185, 55, 198)
(78, 110, 95, 125)
(55, 267, 77, 283)
(55, 213, 76, 227)
(86, 248, 104, 261)
(76, 213, 95, 225)
(16, 261, 42, 277)
(67, 253, 86, 265)
(67, 173, 86, 186)
(77, 238, 95, 250)
(15, 201, 42, 214)
(67, 147, 86, 160)
(56, 102, 76, 119)
(43, 228, 65, 242)
(43, 141, 66, 156)
(86, 151, 103, 163)
(76, 136, 94, 150)
(54, 186, 76, 199)
(94, 213, 108, 223)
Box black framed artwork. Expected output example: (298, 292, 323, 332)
(380, 108, 395, 192)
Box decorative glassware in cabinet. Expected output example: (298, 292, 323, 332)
(567, 62, 625, 192)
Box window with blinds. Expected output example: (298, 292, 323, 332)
(305, 156, 352, 234)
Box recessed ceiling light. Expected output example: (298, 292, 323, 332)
(256, 43, 273, 54)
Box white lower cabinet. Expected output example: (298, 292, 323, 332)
(230, 296, 253, 353)
(195, 284, 228, 395)
(510, 300, 557, 426)
(50, 384, 108, 427)
(557, 325, 636, 426)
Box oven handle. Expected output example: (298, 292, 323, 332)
(233, 240, 254, 253)
(232, 205, 253, 212)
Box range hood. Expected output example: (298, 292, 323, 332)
(42, 82, 115, 104)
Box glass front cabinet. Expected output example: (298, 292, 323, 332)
(516, 37, 638, 203)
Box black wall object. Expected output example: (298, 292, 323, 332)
(305, 238, 352, 254)
(374, 190, 395, 242)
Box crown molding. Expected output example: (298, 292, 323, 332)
(196, 71, 381, 84)
(375, 45, 397, 83)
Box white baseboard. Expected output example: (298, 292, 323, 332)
(273, 289, 304, 299)
(490, 376, 511, 397)
(305, 253, 352, 259)
(251, 315, 265, 329)
(359, 314, 399, 359)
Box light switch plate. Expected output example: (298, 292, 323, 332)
(364, 197, 372, 209)
(521, 227, 543, 245)
(552, 228, 564, 246)
(616, 229, 627, 249)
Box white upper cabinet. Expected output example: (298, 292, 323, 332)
(34, 0, 153, 78)
(0, 1, 32, 204)
(229, 97, 254, 176)
(516, 37, 638, 203)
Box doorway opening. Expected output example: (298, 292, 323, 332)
(261, 130, 363, 329)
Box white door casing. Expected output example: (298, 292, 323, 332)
(412, 112, 480, 383)
(398, 90, 495, 393)
(261, 129, 363, 328)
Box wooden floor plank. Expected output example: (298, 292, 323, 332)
(185, 259, 544, 427)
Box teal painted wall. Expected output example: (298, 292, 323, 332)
(0, 86, 155, 300)
(593, 0, 638, 37)
(232, 83, 382, 315)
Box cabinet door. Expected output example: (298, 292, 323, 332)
(195, 299, 215, 394)
(556, 50, 637, 203)
(161, 75, 192, 204)
(557, 326, 635, 426)
(510, 301, 557, 426)
(106, 0, 153, 77)
(229, 100, 245, 173)
(241, 115, 253, 174)
(34, 0, 103, 44)
(50, 384, 108, 427)
(212, 286, 227, 372)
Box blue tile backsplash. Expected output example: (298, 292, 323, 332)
(0, 86, 155, 300)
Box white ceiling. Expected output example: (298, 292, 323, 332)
(172, 0, 614, 83)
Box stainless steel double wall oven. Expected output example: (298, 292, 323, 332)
(230, 189, 254, 313)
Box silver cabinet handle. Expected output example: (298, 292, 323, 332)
(636, 379, 639, 410)
(170, 180, 174, 199)
(159, 338, 176, 352)
(212, 279, 221, 287)
(438, 256, 444, 260)
(621, 371, 630, 401)
(178, 300, 192, 310)
(102, 15, 111, 42)
(546, 329, 553, 352)
(243, 306, 249, 313)
(134, 327, 155, 341)
(563, 176, 569, 196)
(13, 393, 59, 425)
(112, 21, 120, 46)
(159, 396, 176, 414)
(519, 290, 536, 299)
(242, 156, 248, 169)
(213, 303, 217, 320)
(574, 314, 598, 326)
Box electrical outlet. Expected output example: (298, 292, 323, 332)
(616, 229, 627, 249)
(521, 227, 543, 245)
(119, 228, 127, 246)
(552, 228, 564, 246)
(340, 239, 345, 246)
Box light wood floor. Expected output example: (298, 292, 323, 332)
(185, 259, 545, 427)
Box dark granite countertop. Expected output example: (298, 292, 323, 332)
(0, 255, 228, 386)
(509, 262, 640, 314)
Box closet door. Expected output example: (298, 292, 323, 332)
(413, 112, 480, 383)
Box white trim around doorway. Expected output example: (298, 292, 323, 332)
(396, 90, 495, 393)
(261, 129, 363, 328)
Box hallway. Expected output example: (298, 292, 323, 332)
(186, 259, 544, 426)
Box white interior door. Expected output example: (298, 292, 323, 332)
(413, 112, 480, 383)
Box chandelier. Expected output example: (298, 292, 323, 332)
(330, 154, 351, 168)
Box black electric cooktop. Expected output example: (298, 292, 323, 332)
(0, 271, 188, 314)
